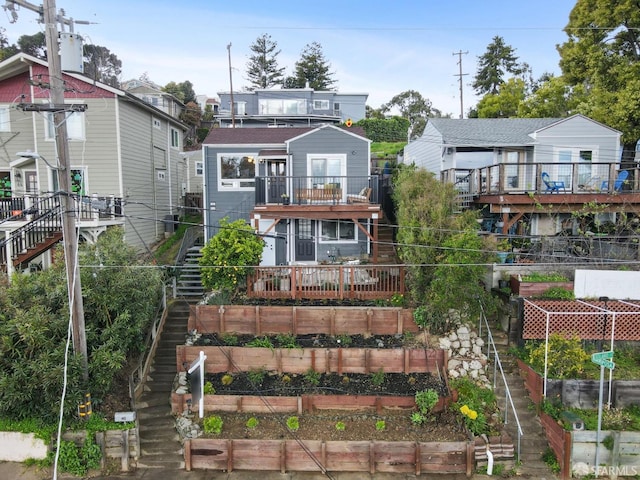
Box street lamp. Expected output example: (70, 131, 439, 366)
(15, 151, 64, 171)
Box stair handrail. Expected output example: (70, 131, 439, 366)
(176, 226, 203, 266)
(128, 281, 173, 408)
(478, 304, 524, 461)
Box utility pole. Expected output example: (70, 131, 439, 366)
(452, 50, 469, 119)
(227, 43, 235, 128)
(11, 0, 89, 380)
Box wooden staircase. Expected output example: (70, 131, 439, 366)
(376, 220, 398, 263)
(0, 205, 63, 272)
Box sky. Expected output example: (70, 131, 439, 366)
(2, 0, 578, 117)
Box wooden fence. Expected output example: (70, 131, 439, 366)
(189, 305, 418, 336)
(171, 391, 456, 416)
(176, 345, 446, 376)
(184, 438, 475, 476)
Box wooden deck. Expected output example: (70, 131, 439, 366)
(247, 265, 405, 300)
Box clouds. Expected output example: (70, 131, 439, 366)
(3, 0, 576, 116)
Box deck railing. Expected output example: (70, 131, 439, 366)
(247, 264, 404, 300)
(0, 193, 124, 222)
(254, 175, 379, 206)
(444, 163, 640, 196)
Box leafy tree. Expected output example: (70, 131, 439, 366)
(472, 35, 524, 95)
(163, 80, 196, 104)
(476, 78, 527, 118)
(83, 44, 122, 87)
(557, 0, 640, 156)
(16, 32, 46, 59)
(380, 90, 436, 140)
(245, 34, 285, 90)
(0, 227, 163, 422)
(199, 217, 265, 294)
(393, 165, 498, 323)
(0, 27, 19, 61)
(518, 75, 587, 118)
(365, 105, 385, 119)
(291, 42, 336, 90)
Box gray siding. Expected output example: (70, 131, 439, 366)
(404, 123, 443, 174)
(203, 146, 257, 240)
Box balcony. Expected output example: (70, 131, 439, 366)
(254, 175, 379, 206)
(444, 162, 640, 197)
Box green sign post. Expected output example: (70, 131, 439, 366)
(592, 351, 615, 477)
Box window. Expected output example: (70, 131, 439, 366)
(258, 99, 305, 115)
(313, 100, 329, 110)
(218, 154, 256, 190)
(45, 111, 85, 140)
(320, 220, 356, 242)
(0, 106, 9, 132)
(232, 102, 246, 115)
(171, 128, 180, 148)
(554, 147, 598, 187)
(333, 102, 340, 112)
(157, 170, 166, 181)
(153, 117, 161, 129)
(53, 167, 87, 195)
(195, 161, 203, 176)
(309, 154, 346, 188)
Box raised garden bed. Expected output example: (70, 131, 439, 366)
(510, 275, 573, 297)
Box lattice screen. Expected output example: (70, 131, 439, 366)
(523, 300, 640, 341)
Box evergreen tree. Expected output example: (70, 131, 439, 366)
(472, 35, 524, 95)
(17, 32, 46, 59)
(245, 34, 285, 90)
(163, 80, 196, 104)
(292, 42, 336, 90)
(83, 44, 122, 87)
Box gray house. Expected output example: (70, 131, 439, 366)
(0, 53, 188, 273)
(202, 125, 384, 266)
(216, 88, 367, 128)
(403, 115, 634, 237)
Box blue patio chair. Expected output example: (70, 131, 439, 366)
(541, 172, 566, 193)
(601, 170, 629, 191)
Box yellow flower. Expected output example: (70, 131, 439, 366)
(468, 410, 478, 420)
(460, 405, 470, 416)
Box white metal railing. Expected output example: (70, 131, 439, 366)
(478, 305, 524, 460)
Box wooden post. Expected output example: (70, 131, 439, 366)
(256, 306, 261, 336)
(466, 441, 474, 477)
(121, 429, 129, 472)
(280, 441, 286, 473)
(562, 430, 572, 480)
(219, 305, 225, 333)
(228, 439, 233, 472)
(292, 306, 298, 335)
(337, 348, 343, 376)
(370, 441, 376, 474)
(415, 442, 421, 475)
(184, 439, 191, 471)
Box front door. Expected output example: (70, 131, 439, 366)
(295, 219, 315, 262)
(267, 160, 286, 203)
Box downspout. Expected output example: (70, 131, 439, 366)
(481, 433, 494, 475)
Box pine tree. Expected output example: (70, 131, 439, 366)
(292, 42, 336, 90)
(472, 36, 523, 95)
(245, 34, 285, 90)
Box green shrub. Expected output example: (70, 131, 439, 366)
(526, 333, 589, 379)
(370, 368, 386, 386)
(415, 389, 439, 415)
(275, 334, 299, 349)
(522, 272, 569, 282)
(304, 368, 321, 386)
(221, 374, 233, 386)
(451, 377, 497, 436)
(203, 381, 215, 395)
(335, 421, 346, 431)
(411, 412, 425, 425)
(375, 420, 386, 431)
(246, 417, 259, 429)
(246, 336, 274, 349)
(286, 416, 299, 432)
(203, 415, 224, 435)
(247, 368, 266, 385)
(540, 287, 575, 300)
(220, 333, 239, 345)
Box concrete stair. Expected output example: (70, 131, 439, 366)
(135, 300, 193, 471)
(176, 247, 204, 300)
(490, 328, 559, 479)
